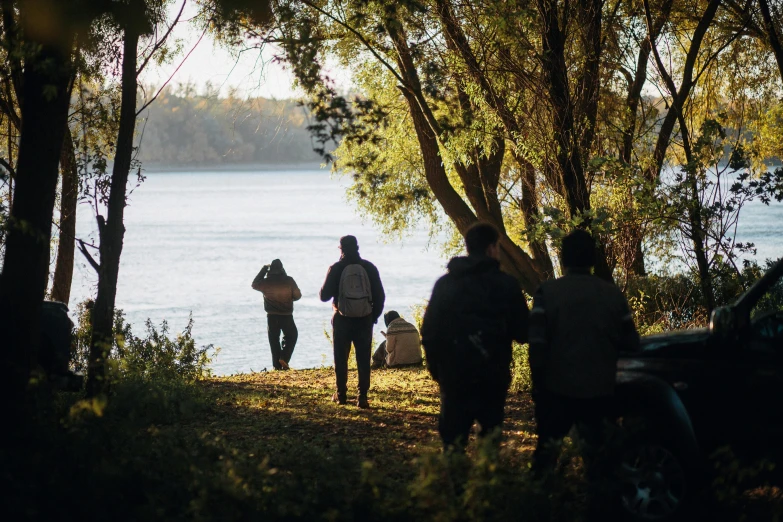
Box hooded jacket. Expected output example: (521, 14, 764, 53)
(421, 254, 529, 388)
(252, 266, 302, 315)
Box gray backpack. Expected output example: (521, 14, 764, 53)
(338, 264, 373, 317)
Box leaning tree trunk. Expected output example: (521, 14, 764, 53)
(647, 0, 722, 181)
(645, 0, 718, 314)
(51, 127, 78, 304)
(759, 0, 783, 85)
(387, 22, 545, 293)
(0, 37, 74, 403)
(86, 28, 139, 396)
(435, 0, 555, 278)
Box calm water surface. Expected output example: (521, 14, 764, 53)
(68, 168, 782, 375)
(69, 169, 448, 375)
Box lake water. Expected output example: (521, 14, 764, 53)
(67, 168, 783, 375)
(69, 168, 448, 375)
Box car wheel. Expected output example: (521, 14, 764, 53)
(617, 441, 688, 521)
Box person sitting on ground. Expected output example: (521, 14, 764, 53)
(371, 311, 423, 369)
(421, 222, 529, 452)
(252, 259, 302, 371)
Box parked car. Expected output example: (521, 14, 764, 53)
(613, 259, 783, 520)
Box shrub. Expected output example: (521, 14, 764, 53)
(116, 317, 214, 382)
(624, 259, 783, 334)
(71, 299, 216, 384)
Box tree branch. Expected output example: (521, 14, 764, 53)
(78, 238, 101, 273)
(136, 0, 187, 75)
(297, 0, 408, 88)
(0, 156, 16, 178)
(136, 25, 207, 115)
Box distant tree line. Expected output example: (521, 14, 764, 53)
(136, 84, 322, 166)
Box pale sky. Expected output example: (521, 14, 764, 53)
(139, 1, 352, 99)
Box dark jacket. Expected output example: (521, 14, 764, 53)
(528, 268, 640, 399)
(252, 266, 302, 315)
(420, 255, 529, 389)
(319, 253, 385, 323)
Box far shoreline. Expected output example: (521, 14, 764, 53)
(141, 162, 327, 173)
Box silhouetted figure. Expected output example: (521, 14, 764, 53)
(372, 310, 422, 369)
(252, 259, 302, 370)
(421, 222, 529, 451)
(528, 229, 640, 488)
(320, 235, 385, 408)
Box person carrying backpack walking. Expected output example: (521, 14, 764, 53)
(421, 222, 529, 451)
(320, 235, 385, 408)
(252, 259, 302, 370)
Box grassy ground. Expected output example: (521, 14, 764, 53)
(9, 364, 783, 521)
(187, 366, 783, 521)
(197, 366, 536, 484)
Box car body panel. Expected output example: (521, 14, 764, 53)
(617, 258, 783, 457)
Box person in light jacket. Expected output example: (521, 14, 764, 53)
(372, 311, 423, 368)
(252, 259, 302, 370)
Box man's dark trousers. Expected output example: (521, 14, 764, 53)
(267, 314, 298, 370)
(332, 313, 373, 398)
(531, 390, 613, 475)
(439, 381, 507, 451)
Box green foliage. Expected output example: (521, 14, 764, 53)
(409, 445, 551, 522)
(626, 272, 709, 333)
(7, 365, 783, 520)
(624, 259, 783, 333)
(71, 299, 215, 384)
(510, 342, 532, 393)
(710, 446, 783, 520)
(332, 65, 441, 239)
(116, 316, 215, 382)
(71, 299, 133, 375)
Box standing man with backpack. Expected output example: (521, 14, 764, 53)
(421, 222, 529, 451)
(320, 235, 385, 408)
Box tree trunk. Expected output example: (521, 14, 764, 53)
(644, 0, 719, 312)
(537, 0, 613, 281)
(647, 0, 722, 180)
(51, 127, 78, 304)
(515, 152, 555, 278)
(759, 0, 783, 84)
(436, 0, 555, 278)
(388, 22, 544, 293)
(0, 38, 74, 401)
(621, 0, 674, 276)
(86, 29, 140, 396)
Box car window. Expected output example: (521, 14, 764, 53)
(751, 278, 783, 320)
(752, 311, 783, 341)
